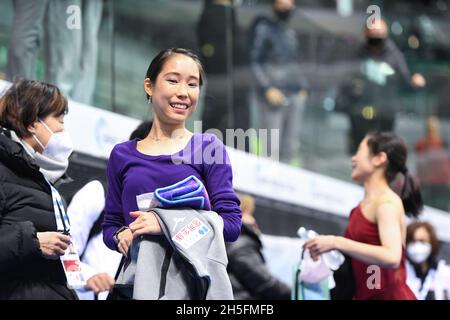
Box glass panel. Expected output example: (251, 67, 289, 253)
(0, 0, 449, 212)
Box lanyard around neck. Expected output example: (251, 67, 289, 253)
(47, 180, 70, 234)
(419, 269, 436, 300)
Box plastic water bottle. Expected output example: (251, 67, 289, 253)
(297, 227, 344, 271)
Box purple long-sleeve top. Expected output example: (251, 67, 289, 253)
(102, 133, 242, 250)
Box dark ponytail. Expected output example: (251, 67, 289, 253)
(366, 132, 423, 217)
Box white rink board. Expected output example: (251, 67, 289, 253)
(1, 80, 449, 241)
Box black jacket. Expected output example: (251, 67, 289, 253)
(0, 127, 76, 300)
(226, 223, 291, 300)
(347, 39, 413, 116)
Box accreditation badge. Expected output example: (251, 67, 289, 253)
(60, 242, 86, 290)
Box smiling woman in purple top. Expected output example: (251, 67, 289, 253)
(102, 48, 242, 255)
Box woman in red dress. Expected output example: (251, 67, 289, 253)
(305, 132, 422, 299)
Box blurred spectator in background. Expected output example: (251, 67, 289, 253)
(226, 193, 291, 300)
(406, 221, 450, 300)
(197, 0, 250, 139)
(249, 0, 308, 165)
(343, 18, 426, 154)
(415, 116, 450, 210)
(6, 0, 103, 104)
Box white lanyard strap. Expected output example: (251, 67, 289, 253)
(419, 269, 436, 300)
(47, 182, 70, 234)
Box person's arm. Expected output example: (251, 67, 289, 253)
(249, 19, 287, 107)
(203, 135, 242, 242)
(0, 186, 40, 272)
(388, 40, 425, 88)
(0, 220, 42, 273)
(102, 146, 126, 251)
(79, 261, 98, 283)
(67, 180, 105, 254)
(1, 184, 71, 268)
(305, 202, 403, 268)
(386, 40, 412, 85)
(250, 18, 272, 91)
(79, 261, 115, 294)
(227, 240, 291, 300)
(85, 273, 115, 295)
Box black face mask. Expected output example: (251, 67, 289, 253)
(367, 37, 385, 48)
(275, 9, 293, 22)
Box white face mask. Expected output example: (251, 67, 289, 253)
(32, 120, 73, 183)
(407, 241, 432, 264)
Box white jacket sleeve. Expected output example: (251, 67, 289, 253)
(80, 261, 98, 282)
(67, 180, 105, 254)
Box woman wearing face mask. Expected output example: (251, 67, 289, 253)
(0, 80, 77, 299)
(305, 132, 423, 299)
(406, 221, 450, 300)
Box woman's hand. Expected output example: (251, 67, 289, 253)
(129, 211, 162, 238)
(265, 87, 285, 107)
(85, 273, 115, 294)
(411, 73, 426, 88)
(116, 228, 133, 256)
(37, 232, 71, 259)
(304, 235, 337, 261)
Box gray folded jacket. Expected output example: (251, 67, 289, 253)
(115, 208, 234, 300)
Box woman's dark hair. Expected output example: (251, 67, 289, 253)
(129, 121, 153, 140)
(0, 80, 68, 138)
(366, 132, 423, 217)
(406, 221, 439, 261)
(144, 48, 205, 99)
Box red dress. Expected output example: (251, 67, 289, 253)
(344, 205, 416, 300)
